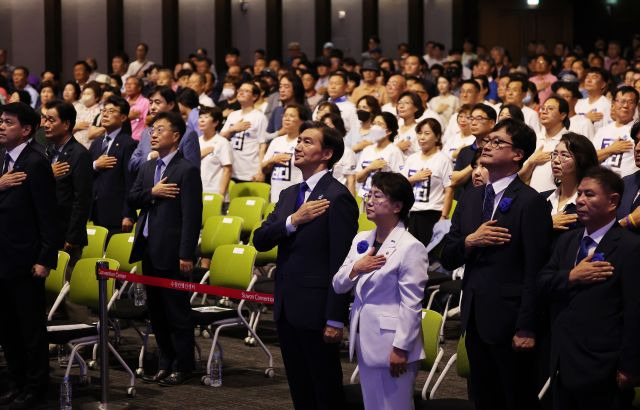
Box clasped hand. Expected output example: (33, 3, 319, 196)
(465, 220, 511, 249)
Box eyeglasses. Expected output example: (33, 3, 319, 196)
(457, 115, 471, 122)
(102, 108, 121, 115)
(364, 191, 389, 204)
(539, 105, 558, 113)
(482, 137, 513, 149)
(615, 98, 637, 107)
(469, 116, 490, 123)
(550, 151, 573, 161)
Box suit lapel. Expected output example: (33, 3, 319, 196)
(593, 223, 622, 262)
(493, 177, 523, 224)
(356, 223, 406, 294)
(307, 172, 333, 201)
(107, 131, 126, 157)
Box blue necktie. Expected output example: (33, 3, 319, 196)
(482, 184, 496, 222)
(143, 159, 164, 238)
(101, 136, 112, 154)
(49, 147, 60, 164)
(2, 153, 10, 175)
(294, 182, 309, 211)
(575, 236, 595, 265)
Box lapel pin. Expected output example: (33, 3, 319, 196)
(318, 194, 324, 200)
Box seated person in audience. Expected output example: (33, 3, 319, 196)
(356, 112, 404, 199)
(128, 86, 200, 174)
(395, 91, 424, 157)
(593, 86, 639, 178)
(321, 112, 357, 196)
(575, 67, 612, 131)
(346, 95, 382, 156)
(450, 103, 497, 198)
(89, 96, 137, 236)
(520, 95, 570, 192)
(552, 81, 595, 140)
(442, 103, 475, 161)
(198, 106, 232, 199)
(403, 118, 454, 247)
(312, 71, 359, 133)
(262, 103, 307, 202)
(497, 103, 524, 123)
(504, 74, 542, 133)
(220, 81, 268, 183)
(538, 166, 640, 410)
(617, 120, 640, 233)
(333, 172, 428, 410)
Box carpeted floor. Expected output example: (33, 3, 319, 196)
(2, 312, 468, 409)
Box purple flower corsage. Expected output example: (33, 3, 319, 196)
(591, 252, 605, 262)
(357, 240, 369, 254)
(498, 197, 513, 213)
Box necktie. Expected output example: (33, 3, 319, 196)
(143, 159, 165, 238)
(575, 236, 595, 265)
(2, 153, 11, 175)
(101, 136, 112, 154)
(294, 182, 309, 211)
(631, 189, 640, 212)
(49, 147, 60, 164)
(482, 184, 496, 222)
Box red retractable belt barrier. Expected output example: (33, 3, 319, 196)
(97, 268, 274, 304)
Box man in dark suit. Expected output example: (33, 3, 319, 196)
(617, 121, 640, 233)
(0, 103, 60, 408)
(253, 121, 358, 409)
(538, 166, 640, 409)
(42, 100, 93, 264)
(128, 111, 202, 386)
(441, 118, 553, 410)
(89, 96, 137, 235)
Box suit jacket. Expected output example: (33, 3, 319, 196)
(128, 150, 202, 270)
(0, 144, 60, 278)
(46, 137, 93, 247)
(537, 224, 640, 389)
(253, 172, 358, 331)
(441, 176, 553, 344)
(333, 223, 428, 367)
(89, 130, 138, 228)
(617, 170, 640, 221)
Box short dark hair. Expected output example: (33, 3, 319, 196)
(508, 74, 529, 93)
(299, 121, 344, 168)
(14, 66, 29, 76)
(551, 81, 582, 99)
(284, 103, 311, 122)
(104, 95, 130, 116)
(492, 118, 536, 168)
(545, 95, 570, 129)
(112, 52, 130, 64)
(177, 69, 193, 79)
(415, 117, 443, 147)
(39, 80, 59, 96)
(371, 172, 415, 222)
(473, 75, 490, 93)
(151, 111, 186, 139)
(586, 67, 610, 84)
(74, 60, 92, 73)
(63, 81, 81, 100)
(241, 81, 261, 97)
(582, 166, 624, 207)
(498, 104, 524, 122)
(398, 91, 424, 119)
(44, 100, 77, 131)
(376, 112, 399, 142)
(0, 102, 39, 137)
(472, 103, 497, 122)
(226, 47, 240, 56)
(12, 90, 31, 105)
(198, 106, 224, 131)
(83, 81, 103, 101)
(356, 95, 382, 118)
(614, 86, 639, 105)
(151, 86, 179, 112)
(177, 88, 199, 109)
(329, 71, 348, 85)
(137, 42, 149, 53)
(459, 79, 481, 92)
(559, 132, 598, 183)
(320, 112, 347, 138)
(535, 54, 553, 65)
(316, 101, 341, 117)
(631, 121, 640, 144)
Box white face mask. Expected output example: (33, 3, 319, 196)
(368, 125, 388, 143)
(81, 94, 95, 107)
(220, 88, 235, 101)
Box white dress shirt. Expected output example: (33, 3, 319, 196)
(3, 142, 28, 172)
(487, 173, 518, 219)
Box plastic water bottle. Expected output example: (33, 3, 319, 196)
(60, 376, 72, 410)
(57, 345, 68, 367)
(210, 350, 222, 387)
(134, 283, 147, 307)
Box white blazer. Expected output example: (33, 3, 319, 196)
(333, 222, 429, 367)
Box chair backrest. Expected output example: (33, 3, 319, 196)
(202, 193, 223, 227)
(81, 225, 109, 259)
(209, 244, 257, 290)
(421, 309, 444, 368)
(68, 258, 119, 311)
(355, 195, 363, 213)
(249, 223, 278, 267)
(229, 182, 271, 202)
(201, 216, 243, 257)
(45, 251, 70, 297)
(104, 233, 137, 272)
(227, 196, 266, 235)
(448, 199, 457, 220)
(456, 333, 470, 378)
(357, 212, 376, 232)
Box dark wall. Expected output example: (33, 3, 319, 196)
(573, 0, 640, 51)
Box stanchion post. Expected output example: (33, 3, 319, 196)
(96, 260, 110, 405)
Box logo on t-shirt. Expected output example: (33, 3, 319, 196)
(600, 137, 625, 169)
(271, 151, 292, 181)
(231, 131, 247, 151)
(408, 169, 431, 202)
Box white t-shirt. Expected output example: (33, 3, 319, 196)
(381, 102, 396, 115)
(442, 132, 475, 163)
(313, 98, 360, 133)
(199, 134, 233, 197)
(221, 109, 267, 181)
(569, 114, 596, 141)
(414, 108, 445, 130)
(332, 147, 357, 186)
(528, 128, 568, 193)
(429, 94, 459, 125)
(199, 93, 215, 108)
(575, 95, 612, 131)
(357, 143, 404, 198)
(592, 121, 639, 177)
(396, 125, 419, 158)
(263, 135, 302, 202)
(522, 106, 542, 133)
(442, 113, 460, 146)
(402, 151, 452, 212)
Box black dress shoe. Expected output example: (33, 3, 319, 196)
(158, 371, 192, 386)
(142, 369, 170, 384)
(0, 387, 21, 405)
(8, 391, 44, 409)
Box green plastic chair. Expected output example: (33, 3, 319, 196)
(200, 216, 243, 258)
(45, 251, 71, 310)
(448, 199, 458, 220)
(105, 233, 139, 273)
(202, 193, 224, 227)
(227, 196, 266, 237)
(428, 333, 470, 399)
(68, 257, 119, 311)
(229, 182, 271, 202)
(355, 195, 364, 212)
(81, 225, 109, 259)
(357, 212, 376, 232)
(418, 309, 445, 399)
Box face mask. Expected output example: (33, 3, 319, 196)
(357, 109, 371, 123)
(368, 125, 388, 143)
(220, 88, 235, 101)
(81, 95, 95, 106)
(522, 94, 532, 105)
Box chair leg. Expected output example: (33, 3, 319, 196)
(439, 295, 452, 342)
(426, 288, 440, 310)
(349, 365, 359, 384)
(428, 353, 457, 400)
(421, 348, 444, 399)
(538, 377, 551, 400)
(108, 342, 136, 388)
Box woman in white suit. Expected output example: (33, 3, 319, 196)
(333, 172, 429, 410)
